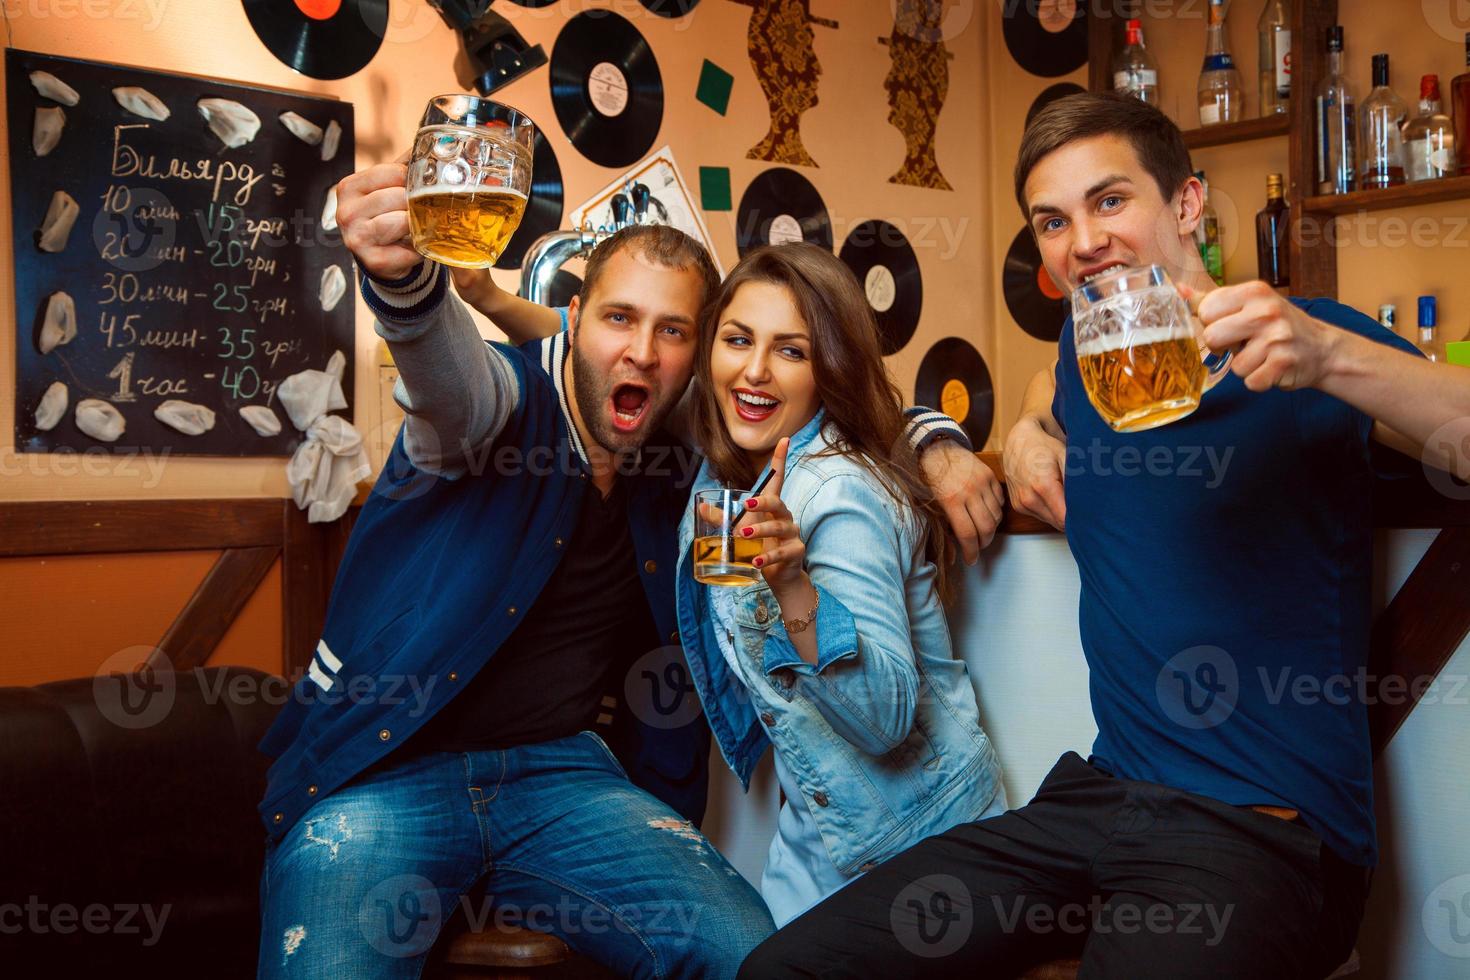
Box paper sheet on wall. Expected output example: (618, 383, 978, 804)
(569, 146, 724, 277)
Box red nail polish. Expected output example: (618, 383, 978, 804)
(741, 526, 753, 537)
(746, 498, 758, 509)
(753, 556, 765, 568)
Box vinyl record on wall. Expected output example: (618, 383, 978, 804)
(839, 220, 922, 356)
(496, 126, 564, 270)
(550, 10, 664, 168)
(1024, 81, 1086, 129)
(915, 338, 995, 448)
(242, 0, 388, 80)
(545, 269, 583, 308)
(1003, 226, 1068, 342)
(502, 0, 560, 7)
(639, 0, 702, 17)
(1002, 0, 1087, 79)
(735, 168, 833, 257)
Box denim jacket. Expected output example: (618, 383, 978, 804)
(675, 410, 1004, 875)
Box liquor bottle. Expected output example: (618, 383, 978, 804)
(1198, 0, 1243, 126)
(1359, 54, 1408, 191)
(1377, 304, 1396, 332)
(1195, 171, 1224, 285)
(1114, 19, 1159, 104)
(1256, 173, 1289, 287)
(1258, 0, 1292, 116)
(1451, 33, 1469, 175)
(1315, 27, 1356, 194)
(1404, 75, 1457, 181)
(1417, 296, 1444, 362)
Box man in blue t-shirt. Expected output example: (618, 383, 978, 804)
(740, 94, 1470, 979)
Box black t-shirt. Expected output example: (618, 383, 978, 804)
(409, 477, 658, 752)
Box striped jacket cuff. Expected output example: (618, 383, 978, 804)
(361, 261, 448, 330)
(904, 407, 973, 453)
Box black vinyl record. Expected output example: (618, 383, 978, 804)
(1002, 0, 1087, 79)
(1003, 226, 1068, 342)
(915, 339, 995, 448)
(735, 168, 833, 257)
(639, 0, 701, 16)
(1025, 81, 1086, 129)
(839, 220, 922, 356)
(502, 0, 559, 6)
(545, 269, 583, 308)
(242, 0, 387, 80)
(550, 11, 664, 168)
(496, 126, 564, 270)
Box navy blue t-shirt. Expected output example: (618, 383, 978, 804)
(1052, 297, 1421, 867)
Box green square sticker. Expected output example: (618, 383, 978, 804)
(700, 167, 732, 212)
(696, 60, 733, 116)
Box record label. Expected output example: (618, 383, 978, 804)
(769, 214, 803, 245)
(244, 0, 386, 80)
(865, 265, 896, 313)
(839, 219, 922, 356)
(915, 338, 994, 448)
(941, 379, 970, 424)
(736, 168, 833, 256)
(589, 63, 630, 116)
(551, 11, 664, 168)
(1003, 226, 1067, 342)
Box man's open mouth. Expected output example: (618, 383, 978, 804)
(610, 383, 650, 432)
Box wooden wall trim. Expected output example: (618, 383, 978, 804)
(149, 546, 280, 672)
(0, 499, 283, 557)
(281, 501, 331, 680)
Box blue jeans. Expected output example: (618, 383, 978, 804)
(258, 731, 774, 979)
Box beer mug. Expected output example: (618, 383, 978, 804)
(406, 96, 533, 268)
(692, 489, 761, 586)
(1072, 265, 1232, 433)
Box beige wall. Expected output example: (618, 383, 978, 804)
(0, 0, 996, 503)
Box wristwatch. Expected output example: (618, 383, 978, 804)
(783, 588, 820, 634)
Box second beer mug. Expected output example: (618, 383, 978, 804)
(1072, 265, 1232, 433)
(407, 95, 533, 268)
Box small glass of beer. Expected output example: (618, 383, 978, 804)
(406, 95, 533, 268)
(1072, 265, 1233, 433)
(693, 489, 762, 586)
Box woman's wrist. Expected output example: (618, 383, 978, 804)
(771, 573, 816, 618)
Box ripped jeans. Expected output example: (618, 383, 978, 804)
(258, 731, 774, 979)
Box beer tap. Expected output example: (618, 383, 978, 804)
(518, 181, 666, 304)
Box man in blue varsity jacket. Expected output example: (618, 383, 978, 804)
(254, 160, 1003, 979)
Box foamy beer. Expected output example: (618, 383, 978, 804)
(406, 96, 533, 268)
(1072, 265, 1233, 433)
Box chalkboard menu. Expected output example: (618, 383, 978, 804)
(8, 49, 356, 457)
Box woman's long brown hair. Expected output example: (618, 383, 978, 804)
(692, 243, 956, 603)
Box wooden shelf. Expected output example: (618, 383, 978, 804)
(1181, 114, 1290, 150)
(1302, 174, 1470, 215)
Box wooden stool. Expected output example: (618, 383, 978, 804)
(424, 920, 617, 980)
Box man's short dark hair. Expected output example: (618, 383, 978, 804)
(1014, 92, 1194, 217)
(579, 224, 721, 312)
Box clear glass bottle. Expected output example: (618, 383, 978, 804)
(1418, 296, 1443, 362)
(1198, 0, 1243, 126)
(1256, 173, 1289, 287)
(1315, 26, 1356, 194)
(1359, 53, 1408, 191)
(1451, 33, 1469, 176)
(1195, 171, 1224, 285)
(1257, 0, 1292, 116)
(1404, 75, 1457, 181)
(1114, 18, 1159, 104)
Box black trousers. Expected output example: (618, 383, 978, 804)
(738, 752, 1369, 979)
